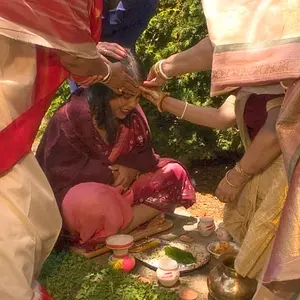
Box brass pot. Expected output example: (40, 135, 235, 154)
(207, 252, 257, 300)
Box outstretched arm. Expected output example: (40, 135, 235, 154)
(163, 37, 213, 77)
(140, 86, 236, 130)
(56, 50, 138, 94)
(144, 37, 213, 87)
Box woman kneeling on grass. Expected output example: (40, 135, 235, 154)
(36, 51, 195, 251)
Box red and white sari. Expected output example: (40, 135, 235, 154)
(0, 1, 102, 299)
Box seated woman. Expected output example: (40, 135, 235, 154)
(141, 85, 287, 279)
(36, 51, 195, 250)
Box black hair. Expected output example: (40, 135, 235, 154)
(87, 49, 144, 144)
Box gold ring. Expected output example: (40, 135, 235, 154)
(118, 87, 124, 93)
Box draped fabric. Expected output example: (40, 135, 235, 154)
(201, 0, 300, 293)
(224, 92, 287, 279)
(0, 0, 103, 173)
(201, 0, 300, 97)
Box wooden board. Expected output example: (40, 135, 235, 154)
(70, 219, 174, 259)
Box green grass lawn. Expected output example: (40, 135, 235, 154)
(39, 252, 177, 300)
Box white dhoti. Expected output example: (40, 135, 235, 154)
(0, 35, 62, 299)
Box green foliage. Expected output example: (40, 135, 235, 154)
(136, 0, 241, 162)
(47, 83, 70, 119)
(42, 0, 241, 163)
(39, 252, 176, 300)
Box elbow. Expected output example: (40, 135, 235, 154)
(217, 124, 231, 130)
(262, 127, 280, 147)
(215, 122, 234, 130)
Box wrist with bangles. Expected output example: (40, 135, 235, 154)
(74, 62, 112, 86)
(156, 93, 189, 120)
(157, 92, 170, 112)
(99, 62, 112, 83)
(225, 162, 253, 188)
(154, 59, 173, 80)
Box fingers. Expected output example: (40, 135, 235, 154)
(143, 78, 166, 87)
(104, 49, 125, 60)
(110, 165, 119, 171)
(107, 42, 127, 55)
(108, 62, 139, 94)
(139, 86, 147, 93)
(139, 87, 156, 101)
(146, 67, 156, 81)
(215, 181, 240, 203)
(139, 86, 153, 95)
(122, 74, 139, 95)
(99, 54, 110, 64)
(112, 175, 125, 187)
(215, 181, 231, 203)
(97, 42, 127, 61)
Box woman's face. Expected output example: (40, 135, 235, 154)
(109, 92, 140, 120)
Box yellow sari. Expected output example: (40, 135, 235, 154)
(223, 89, 288, 279)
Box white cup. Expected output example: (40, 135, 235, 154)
(197, 216, 215, 237)
(156, 258, 180, 287)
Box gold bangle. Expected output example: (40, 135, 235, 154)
(154, 60, 172, 80)
(76, 75, 102, 86)
(99, 62, 112, 84)
(157, 92, 169, 112)
(154, 62, 160, 78)
(178, 101, 188, 120)
(225, 170, 239, 188)
(157, 60, 172, 80)
(235, 162, 252, 178)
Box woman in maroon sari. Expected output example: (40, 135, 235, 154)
(36, 51, 195, 249)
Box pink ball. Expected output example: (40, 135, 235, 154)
(122, 256, 135, 272)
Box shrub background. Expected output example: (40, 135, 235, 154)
(40, 0, 241, 164)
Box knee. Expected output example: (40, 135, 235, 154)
(162, 163, 187, 181)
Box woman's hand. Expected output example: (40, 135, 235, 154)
(97, 42, 127, 61)
(111, 164, 139, 189)
(96, 43, 138, 95)
(143, 63, 167, 87)
(107, 62, 139, 95)
(215, 167, 250, 203)
(139, 86, 164, 105)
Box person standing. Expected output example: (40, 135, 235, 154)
(143, 1, 300, 298)
(68, 0, 158, 93)
(0, 1, 138, 299)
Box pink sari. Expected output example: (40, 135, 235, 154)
(37, 93, 195, 248)
(202, 0, 300, 296)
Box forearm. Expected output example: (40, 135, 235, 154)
(240, 128, 281, 175)
(57, 51, 108, 77)
(162, 37, 213, 77)
(162, 96, 235, 129)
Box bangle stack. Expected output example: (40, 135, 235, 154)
(225, 162, 252, 188)
(75, 75, 99, 86)
(157, 92, 170, 112)
(154, 60, 172, 80)
(225, 170, 239, 188)
(234, 162, 252, 179)
(73, 62, 112, 87)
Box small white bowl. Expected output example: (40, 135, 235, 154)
(156, 258, 180, 287)
(106, 234, 134, 257)
(206, 241, 240, 259)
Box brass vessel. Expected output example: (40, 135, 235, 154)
(207, 252, 257, 300)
